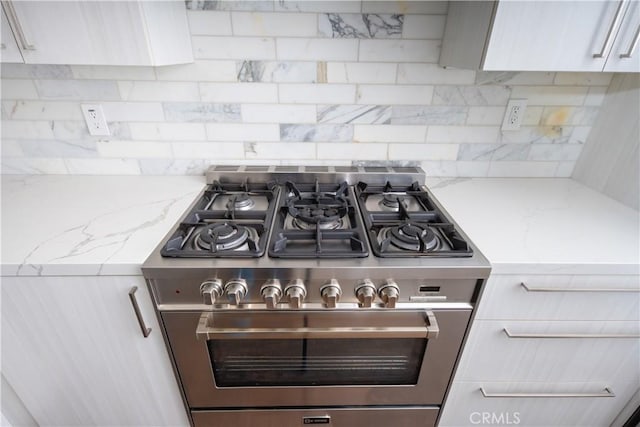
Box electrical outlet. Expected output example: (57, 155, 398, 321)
(501, 99, 528, 131)
(81, 104, 110, 136)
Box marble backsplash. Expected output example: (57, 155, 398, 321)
(0, 0, 614, 176)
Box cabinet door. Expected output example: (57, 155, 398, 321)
(484, 1, 621, 71)
(1, 275, 189, 427)
(605, 0, 640, 71)
(1, 7, 23, 63)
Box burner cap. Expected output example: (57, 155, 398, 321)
(195, 223, 250, 251)
(287, 194, 347, 230)
(293, 215, 343, 230)
(227, 193, 255, 211)
(379, 193, 406, 211)
(387, 223, 440, 252)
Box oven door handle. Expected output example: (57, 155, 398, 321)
(195, 310, 439, 340)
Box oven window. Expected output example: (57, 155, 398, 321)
(207, 338, 427, 387)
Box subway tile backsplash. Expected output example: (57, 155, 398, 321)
(1, 0, 614, 176)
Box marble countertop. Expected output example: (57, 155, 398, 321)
(2, 175, 638, 276)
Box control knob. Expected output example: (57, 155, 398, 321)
(225, 279, 248, 305)
(355, 279, 376, 308)
(260, 279, 282, 309)
(378, 279, 400, 308)
(284, 279, 306, 309)
(200, 279, 223, 305)
(320, 279, 342, 308)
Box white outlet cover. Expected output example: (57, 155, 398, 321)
(81, 104, 110, 136)
(501, 99, 528, 131)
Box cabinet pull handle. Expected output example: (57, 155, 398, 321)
(480, 387, 615, 398)
(503, 328, 640, 339)
(2, 1, 35, 50)
(521, 282, 639, 293)
(593, 0, 627, 58)
(129, 286, 152, 338)
(620, 24, 640, 58)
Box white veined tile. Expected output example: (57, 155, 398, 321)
(426, 126, 499, 143)
(0, 64, 72, 79)
(1, 140, 23, 157)
(487, 161, 559, 177)
(200, 83, 278, 103)
(130, 123, 207, 141)
(389, 143, 458, 160)
(171, 142, 245, 159)
(237, 61, 317, 83)
(354, 124, 426, 142)
(279, 84, 356, 104)
(276, 39, 359, 61)
(138, 159, 209, 175)
(64, 158, 141, 175)
(70, 65, 156, 80)
(359, 40, 440, 62)
(34, 80, 120, 100)
(362, 1, 448, 14)
(528, 144, 583, 161)
(357, 85, 433, 105)
(51, 120, 131, 140)
(18, 139, 97, 158)
(205, 123, 280, 141)
(317, 142, 387, 160)
(522, 106, 544, 125)
(96, 140, 173, 158)
(164, 103, 241, 122)
(510, 86, 588, 106)
(187, 1, 273, 12)
(326, 62, 397, 84)
(554, 72, 613, 86)
(475, 71, 555, 86)
(280, 124, 353, 142)
(402, 15, 446, 39)
(1, 79, 39, 99)
(1, 158, 68, 174)
(275, 1, 360, 13)
(421, 160, 490, 177)
(118, 81, 199, 102)
(569, 126, 592, 144)
(187, 11, 233, 35)
(397, 64, 476, 85)
(1, 120, 55, 139)
(100, 102, 165, 122)
(1, 101, 84, 120)
(193, 36, 277, 60)
(231, 12, 317, 36)
(244, 142, 316, 159)
(466, 107, 506, 125)
(155, 61, 237, 82)
(241, 104, 316, 123)
(318, 105, 391, 124)
(584, 86, 608, 106)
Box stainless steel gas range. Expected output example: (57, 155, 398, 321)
(142, 165, 490, 427)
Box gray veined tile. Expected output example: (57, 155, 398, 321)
(433, 86, 511, 106)
(319, 13, 403, 38)
(317, 105, 391, 124)
(237, 61, 317, 83)
(391, 106, 467, 125)
(280, 124, 353, 142)
(164, 103, 241, 122)
(457, 143, 530, 161)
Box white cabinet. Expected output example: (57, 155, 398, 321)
(0, 0, 193, 66)
(1, 7, 22, 63)
(440, 1, 640, 72)
(1, 275, 189, 427)
(439, 273, 640, 427)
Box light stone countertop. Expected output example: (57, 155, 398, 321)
(1, 175, 638, 277)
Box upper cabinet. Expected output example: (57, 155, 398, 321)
(1, 6, 23, 63)
(440, 1, 640, 72)
(0, 0, 193, 66)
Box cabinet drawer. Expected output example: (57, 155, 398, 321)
(455, 320, 640, 382)
(476, 275, 640, 320)
(440, 380, 637, 427)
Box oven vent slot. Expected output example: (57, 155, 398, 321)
(419, 286, 441, 293)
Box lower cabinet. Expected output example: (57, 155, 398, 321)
(439, 273, 640, 427)
(1, 275, 189, 427)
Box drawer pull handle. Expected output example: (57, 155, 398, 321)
(480, 387, 615, 398)
(620, 24, 640, 58)
(503, 328, 640, 339)
(593, 0, 626, 58)
(521, 282, 639, 293)
(129, 286, 152, 338)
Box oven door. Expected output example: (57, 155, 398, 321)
(162, 308, 471, 408)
